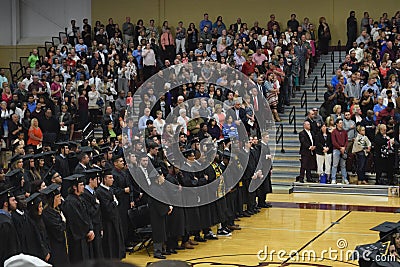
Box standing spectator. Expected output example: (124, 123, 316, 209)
(187, 23, 199, 52)
(199, 13, 212, 32)
(8, 114, 22, 145)
(88, 84, 101, 123)
(331, 118, 349, 184)
(315, 123, 333, 181)
(297, 121, 316, 183)
(59, 105, 72, 142)
(122, 17, 134, 45)
(346, 11, 358, 52)
(0, 69, 8, 89)
(39, 109, 59, 144)
(175, 21, 186, 54)
(294, 35, 309, 85)
(28, 49, 39, 69)
(160, 28, 175, 62)
(78, 88, 89, 130)
(352, 126, 372, 184)
(375, 124, 395, 185)
(287, 14, 300, 32)
(343, 111, 357, 154)
(117, 60, 130, 96)
(142, 43, 156, 81)
(318, 17, 331, 55)
(27, 118, 42, 149)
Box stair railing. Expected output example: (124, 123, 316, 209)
(276, 123, 285, 153)
(338, 40, 342, 63)
(300, 90, 308, 116)
(288, 106, 297, 134)
(331, 50, 335, 75)
(312, 76, 318, 102)
(321, 63, 327, 87)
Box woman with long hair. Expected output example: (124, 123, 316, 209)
(315, 124, 333, 181)
(264, 72, 281, 122)
(318, 17, 331, 55)
(375, 124, 395, 185)
(27, 118, 43, 149)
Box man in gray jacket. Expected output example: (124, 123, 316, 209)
(343, 111, 356, 153)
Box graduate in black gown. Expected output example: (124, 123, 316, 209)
(96, 168, 125, 260)
(42, 183, 69, 267)
(61, 174, 94, 264)
(81, 169, 104, 259)
(11, 194, 46, 259)
(26, 192, 51, 262)
(0, 186, 20, 266)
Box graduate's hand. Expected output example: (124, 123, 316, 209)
(130, 202, 135, 208)
(87, 230, 95, 242)
(45, 253, 50, 262)
(100, 230, 104, 238)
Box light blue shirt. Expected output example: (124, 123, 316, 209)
(138, 115, 154, 130)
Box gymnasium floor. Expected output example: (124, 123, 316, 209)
(124, 193, 400, 267)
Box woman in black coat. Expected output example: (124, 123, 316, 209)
(318, 17, 331, 55)
(374, 124, 395, 185)
(42, 185, 69, 266)
(315, 124, 333, 180)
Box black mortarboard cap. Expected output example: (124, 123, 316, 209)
(99, 142, 111, 148)
(40, 183, 61, 197)
(55, 141, 69, 148)
(33, 153, 45, 160)
(91, 154, 104, 163)
(112, 154, 124, 162)
(0, 186, 15, 203)
(26, 192, 41, 207)
(84, 169, 101, 179)
(370, 221, 400, 239)
(10, 154, 23, 164)
(183, 149, 195, 158)
(64, 174, 86, 186)
(68, 141, 78, 148)
(102, 168, 112, 177)
(80, 146, 94, 154)
(137, 152, 148, 159)
(5, 169, 23, 179)
(22, 154, 35, 161)
(100, 146, 111, 153)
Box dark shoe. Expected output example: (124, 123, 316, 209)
(257, 203, 268, 208)
(234, 217, 241, 221)
(296, 176, 304, 183)
(237, 213, 244, 218)
(265, 203, 272, 208)
(175, 245, 185, 250)
(204, 233, 219, 240)
(306, 178, 315, 183)
(168, 249, 178, 254)
(242, 211, 251, 217)
(194, 236, 207, 242)
(154, 253, 166, 259)
(227, 225, 241, 231)
(162, 250, 171, 255)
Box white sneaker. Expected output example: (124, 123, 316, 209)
(331, 180, 336, 184)
(343, 179, 350, 185)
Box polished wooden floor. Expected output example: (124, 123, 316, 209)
(124, 193, 400, 267)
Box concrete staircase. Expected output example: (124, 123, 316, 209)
(271, 52, 340, 193)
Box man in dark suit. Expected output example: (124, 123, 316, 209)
(54, 142, 71, 197)
(227, 99, 247, 140)
(231, 18, 243, 33)
(248, 33, 261, 52)
(294, 35, 310, 85)
(74, 153, 90, 174)
(297, 121, 316, 183)
(305, 109, 319, 135)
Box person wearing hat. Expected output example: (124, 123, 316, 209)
(96, 168, 125, 259)
(0, 186, 20, 265)
(256, 132, 273, 207)
(61, 174, 94, 263)
(6, 169, 28, 198)
(25, 193, 50, 262)
(54, 142, 71, 179)
(111, 154, 134, 250)
(41, 184, 69, 266)
(81, 169, 103, 259)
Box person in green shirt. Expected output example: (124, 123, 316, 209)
(28, 49, 39, 68)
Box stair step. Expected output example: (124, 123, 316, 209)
(271, 185, 293, 194)
(292, 183, 392, 196)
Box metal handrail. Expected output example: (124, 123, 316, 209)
(288, 106, 297, 134)
(331, 50, 335, 75)
(276, 124, 285, 153)
(300, 90, 308, 116)
(338, 40, 342, 63)
(321, 63, 327, 87)
(312, 76, 319, 101)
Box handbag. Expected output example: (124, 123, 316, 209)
(96, 96, 104, 107)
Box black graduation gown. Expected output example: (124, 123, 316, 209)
(96, 185, 125, 260)
(165, 173, 185, 238)
(12, 210, 46, 259)
(0, 213, 20, 266)
(81, 188, 103, 259)
(54, 155, 70, 179)
(146, 184, 169, 243)
(195, 167, 213, 229)
(30, 216, 51, 261)
(259, 142, 273, 194)
(111, 168, 132, 243)
(61, 193, 92, 264)
(42, 207, 69, 267)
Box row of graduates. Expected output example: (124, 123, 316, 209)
(0, 167, 127, 266)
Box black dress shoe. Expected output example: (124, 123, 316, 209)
(162, 250, 171, 255)
(242, 211, 251, 217)
(175, 246, 185, 250)
(194, 236, 207, 242)
(265, 203, 272, 208)
(238, 213, 244, 218)
(296, 176, 304, 183)
(168, 249, 178, 254)
(154, 253, 166, 259)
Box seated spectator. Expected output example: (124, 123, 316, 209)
(376, 102, 395, 125)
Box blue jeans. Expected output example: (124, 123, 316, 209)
(331, 149, 348, 181)
(356, 151, 367, 181)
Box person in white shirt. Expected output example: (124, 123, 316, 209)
(153, 111, 166, 135)
(142, 43, 156, 81)
(117, 60, 130, 96)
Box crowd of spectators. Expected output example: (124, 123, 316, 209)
(298, 10, 400, 185)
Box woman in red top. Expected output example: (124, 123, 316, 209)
(50, 75, 62, 99)
(1, 85, 12, 104)
(27, 118, 43, 147)
(78, 88, 89, 130)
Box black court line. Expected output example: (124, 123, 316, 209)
(281, 210, 352, 265)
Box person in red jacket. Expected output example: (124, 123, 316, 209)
(241, 56, 256, 76)
(376, 102, 395, 125)
(331, 118, 349, 184)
